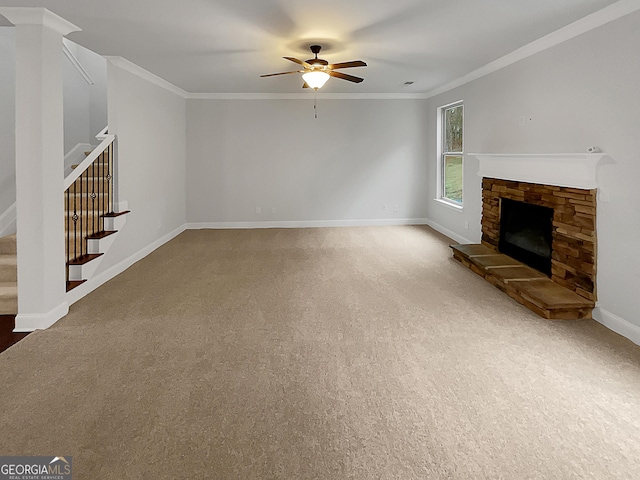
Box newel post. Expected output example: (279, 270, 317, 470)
(0, 8, 80, 330)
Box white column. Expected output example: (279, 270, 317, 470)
(0, 8, 80, 331)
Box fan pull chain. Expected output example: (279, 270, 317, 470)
(314, 93, 318, 119)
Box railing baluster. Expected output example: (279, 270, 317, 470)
(108, 143, 113, 214)
(81, 170, 85, 258)
(100, 149, 104, 224)
(64, 138, 115, 288)
(66, 187, 70, 283)
(73, 181, 78, 261)
(91, 161, 95, 235)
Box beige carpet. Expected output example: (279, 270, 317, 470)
(1, 226, 639, 479)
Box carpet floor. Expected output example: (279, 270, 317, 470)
(1, 226, 639, 479)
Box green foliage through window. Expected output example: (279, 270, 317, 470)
(440, 102, 463, 205)
(444, 105, 463, 153)
(444, 155, 463, 203)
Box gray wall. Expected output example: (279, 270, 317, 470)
(425, 10, 640, 334)
(186, 99, 429, 225)
(0, 27, 15, 220)
(95, 60, 187, 277)
(63, 39, 107, 152)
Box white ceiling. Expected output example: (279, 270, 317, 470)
(0, 0, 623, 94)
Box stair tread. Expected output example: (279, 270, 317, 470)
(0, 283, 18, 297)
(86, 230, 117, 240)
(0, 255, 17, 266)
(103, 210, 130, 218)
(72, 162, 109, 168)
(69, 176, 110, 179)
(67, 190, 111, 195)
(66, 280, 87, 292)
(0, 234, 17, 254)
(68, 253, 103, 266)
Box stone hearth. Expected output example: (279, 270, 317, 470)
(450, 153, 602, 320)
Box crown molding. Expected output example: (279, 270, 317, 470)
(423, 0, 640, 99)
(104, 56, 188, 98)
(186, 92, 430, 100)
(8, 1, 632, 100)
(0, 7, 80, 35)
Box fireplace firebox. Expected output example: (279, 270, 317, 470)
(498, 198, 553, 276)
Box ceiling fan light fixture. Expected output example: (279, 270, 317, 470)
(302, 71, 330, 90)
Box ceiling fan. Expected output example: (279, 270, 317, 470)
(260, 45, 367, 90)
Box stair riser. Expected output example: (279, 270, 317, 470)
(0, 266, 17, 282)
(66, 242, 94, 260)
(65, 196, 112, 210)
(68, 255, 104, 281)
(87, 234, 117, 255)
(104, 215, 127, 231)
(0, 235, 17, 315)
(71, 162, 111, 170)
(64, 216, 104, 232)
(0, 296, 17, 315)
(66, 232, 118, 260)
(0, 235, 17, 255)
(66, 188, 111, 201)
(65, 211, 129, 292)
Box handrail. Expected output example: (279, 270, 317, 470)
(95, 125, 109, 140)
(62, 39, 95, 86)
(64, 134, 115, 190)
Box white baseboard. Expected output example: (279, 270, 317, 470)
(66, 224, 187, 306)
(186, 218, 431, 230)
(14, 301, 69, 332)
(423, 219, 475, 244)
(593, 307, 640, 346)
(0, 202, 16, 237)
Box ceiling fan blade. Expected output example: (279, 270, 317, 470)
(329, 70, 364, 83)
(283, 56, 312, 68)
(260, 70, 302, 77)
(328, 60, 367, 69)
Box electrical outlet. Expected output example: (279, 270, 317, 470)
(271, 207, 276, 214)
(255, 207, 261, 214)
(464, 220, 469, 229)
(382, 204, 387, 211)
(393, 205, 399, 212)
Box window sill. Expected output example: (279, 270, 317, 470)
(434, 198, 464, 212)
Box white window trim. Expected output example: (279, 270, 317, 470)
(436, 100, 464, 209)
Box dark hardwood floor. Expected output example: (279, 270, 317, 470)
(0, 315, 29, 353)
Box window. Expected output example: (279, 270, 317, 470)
(437, 101, 463, 207)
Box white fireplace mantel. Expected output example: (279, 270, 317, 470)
(471, 153, 606, 190)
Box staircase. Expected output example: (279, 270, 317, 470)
(0, 234, 17, 315)
(64, 134, 129, 292)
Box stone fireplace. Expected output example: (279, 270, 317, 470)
(481, 177, 597, 301)
(451, 153, 604, 319)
